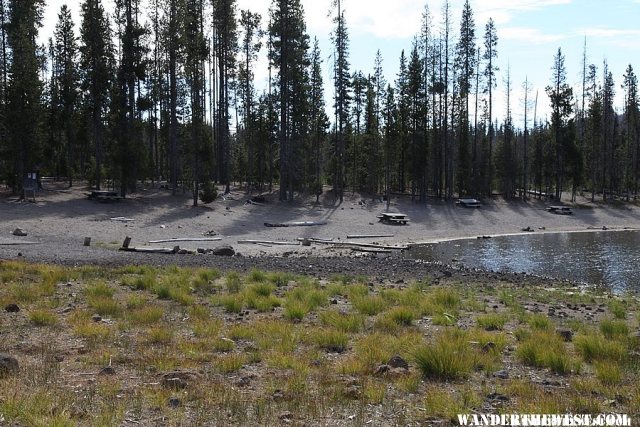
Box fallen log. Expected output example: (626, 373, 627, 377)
(298, 238, 407, 250)
(346, 234, 394, 239)
(337, 241, 408, 250)
(238, 239, 299, 246)
(148, 237, 222, 243)
(350, 247, 392, 254)
(295, 237, 335, 243)
(264, 220, 328, 228)
(111, 217, 134, 222)
(0, 241, 40, 245)
(120, 246, 177, 254)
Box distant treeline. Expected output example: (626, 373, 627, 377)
(0, 0, 637, 204)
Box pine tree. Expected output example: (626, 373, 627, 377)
(80, 0, 113, 190)
(54, 5, 79, 187)
(269, 0, 310, 201)
(331, 0, 350, 202)
(213, 0, 238, 195)
(623, 65, 639, 195)
(483, 18, 498, 195)
(546, 48, 574, 201)
(454, 0, 476, 196)
(309, 37, 328, 201)
(113, 0, 147, 197)
(6, 0, 45, 195)
(238, 9, 262, 190)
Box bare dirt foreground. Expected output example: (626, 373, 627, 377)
(2, 182, 640, 281)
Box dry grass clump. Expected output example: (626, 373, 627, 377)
(414, 329, 476, 380)
(516, 330, 579, 374)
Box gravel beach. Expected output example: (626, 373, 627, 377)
(2, 182, 639, 282)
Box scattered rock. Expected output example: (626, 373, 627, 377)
(211, 245, 235, 257)
(161, 370, 200, 390)
(556, 329, 573, 342)
(482, 342, 497, 352)
(487, 392, 509, 402)
(343, 385, 361, 399)
(0, 354, 19, 377)
(92, 314, 102, 322)
(4, 303, 20, 313)
(12, 228, 27, 236)
(272, 389, 285, 401)
(388, 354, 409, 370)
(168, 397, 181, 408)
(236, 376, 252, 387)
(373, 364, 390, 376)
(99, 366, 116, 376)
(54, 354, 65, 362)
(279, 411, 293, 421)
(330, 299, 338, 305)
(442, 270, 453, 278)
(494, 370, 510, 379)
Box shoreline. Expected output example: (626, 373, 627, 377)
(411, 225, 640, 246)
(2, 183, 640, 288)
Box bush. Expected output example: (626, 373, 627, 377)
(199, 181, 218, 204)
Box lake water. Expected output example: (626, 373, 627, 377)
(409, 230, 640, 292)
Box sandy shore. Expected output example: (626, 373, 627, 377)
(1, 182, 639, 273)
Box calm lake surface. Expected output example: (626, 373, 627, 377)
(409, 230, 640, 292)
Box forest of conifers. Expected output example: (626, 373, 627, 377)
(0, 0, 638, 205)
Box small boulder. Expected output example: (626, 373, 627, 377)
(388, 354, 409, 370)
(373, 364, 390, 376)
(494, 370, 510, 379)
(161, 370, 200, 390)
(4, 303, 20, 313)
(92, 314, 102, 322)
(12, 228, 27, 237)
(556, 329, 573, 342)
(211, 245, 235, 257)
(0, 354, 19, 377)
(482, 342, 497, 352)
(99, 366, 116, 376)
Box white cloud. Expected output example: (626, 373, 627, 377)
(499, 27, 568, 44)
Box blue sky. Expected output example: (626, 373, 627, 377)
(42, 0, 639, 127)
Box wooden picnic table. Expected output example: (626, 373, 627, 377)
(457, 198, 482, 208)
(546, 206, 573, 215)
(87, 190, 122, 202)
(377, 212, 410, 225)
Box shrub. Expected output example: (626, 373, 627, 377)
(199, 181, 218, 204)
(528, 314, 553, 331)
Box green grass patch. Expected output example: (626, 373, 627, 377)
(574, 334, 627, 363)
(414, 329, 475, 380)
(352, 295, 387, 316)
(28, 309, 58, 326)
(516, 330, 578, 375)
(476, 313, 507, 331)
(319, 310, 364, 333)
(599, 319, 629, 340)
